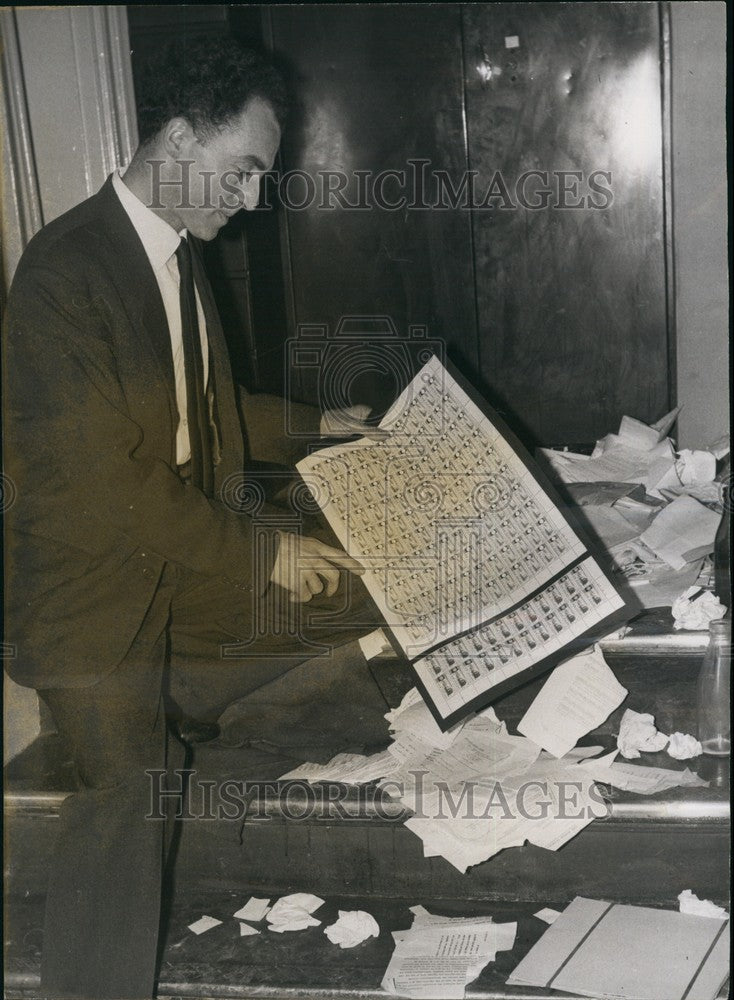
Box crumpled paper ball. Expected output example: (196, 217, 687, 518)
(672, 587, 726, 631)
(324, 910, 380, 949)
(667, 732, 703, 760)
(617, 708, 668, 759)
(266, 893, 324, 933)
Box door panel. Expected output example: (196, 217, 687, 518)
(463, 2, 670, 443)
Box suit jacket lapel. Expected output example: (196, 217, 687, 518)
(93, 177, 178, 417)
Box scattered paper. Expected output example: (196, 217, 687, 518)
(508, 895, 730, 1000)
(667, 732, 703, 760)
(358, 628, 394, 661)
(279, 749, 397, 785)
(266, 893, 324, 933)
(639, 496, 720, 570)
(187, 915, 223, 935)
(233, 897, 270, 922)
(534, 907, 562, 924)
(239, 923, 261, 937)
(678, 890, 729, 920)
(617, 708, 668, 759)
(383, 907, 516, 999)
(672, 586, 726, 630)
(324, 910, 380, 948)
(676, 449, 717, 485)
(517, 644, 627, 758)
(581, 759, 708, 795)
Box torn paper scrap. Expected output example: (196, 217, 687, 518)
(676, 449, 717, 485)
(239, 923, 261, 937)
(617, 709, 668, 759)
(233, 897, 270, 922)
(534, 907, 562, 924)
(324, 910, 380, 948)
(188, 915, 223, 935)
(279, 749, 397, 784)
(639, 496, 720, 570)
(667, 732, 703, 760)
(672, 586, 726, 630)
(678, 890, 729, 920)
(581, 760, 708, 795)
(358, 628, 393, 661)
(517, 644, 627, 758)
(266, 893, 324, 933)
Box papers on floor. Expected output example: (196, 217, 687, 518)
(239, 922, 260, 937)
(534, 907, 562, 924)
(508, 895, 730, 1000)
(678, 890, 729, 920)
(233, 896, 271, 922)
(187, 915, 223, 935)
(517, 644, 628, 758)
(266, 893, 324, 933)
(672, 586, 727, 630)
(324, 909, 380, 948)
(382, 906, 516, 999)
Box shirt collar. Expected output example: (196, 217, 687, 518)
(112, 169, 185, 271)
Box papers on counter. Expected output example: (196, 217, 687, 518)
(639, 496, 721, 571)
(580, 758, 708, 795)
(382, 905, 516, 999)
(517, 644, 628, 758)
(507, 896, 730, 1000)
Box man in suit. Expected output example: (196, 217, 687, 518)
(3, 37, 382, 998)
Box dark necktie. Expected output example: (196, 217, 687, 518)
(175, 237, 214, 497)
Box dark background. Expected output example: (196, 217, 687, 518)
(127, 3, 673, 450)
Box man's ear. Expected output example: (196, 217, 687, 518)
(161, 117, 196, 157)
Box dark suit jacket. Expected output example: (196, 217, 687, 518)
(3, 176, 279, 688)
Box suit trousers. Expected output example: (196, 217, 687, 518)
(37, 539, 383, 998)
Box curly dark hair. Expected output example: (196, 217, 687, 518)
(135, 35, 289, 145)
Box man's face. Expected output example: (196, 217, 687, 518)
(157, 97, 281, 240)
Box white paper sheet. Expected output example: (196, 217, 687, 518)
(517, 645, 628, 758)
(233, 897, 271, 922)
(187, 915, 223, 935)
(639, 496, 720, 570)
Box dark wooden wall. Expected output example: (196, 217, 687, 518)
(127, 3, 673, 448)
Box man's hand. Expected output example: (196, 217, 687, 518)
(319, 404, 388, 441)
(270, 531, 365, 602)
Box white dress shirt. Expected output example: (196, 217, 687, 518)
(112, 170, 209, 466)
